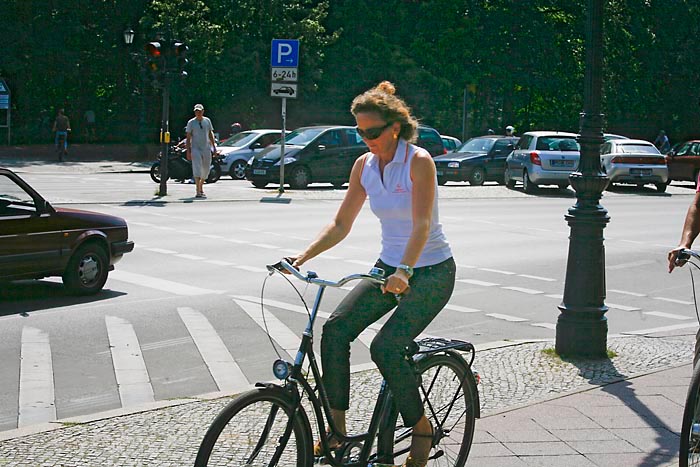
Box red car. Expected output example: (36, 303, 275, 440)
(666, 140, 700, 183)
(0, 168, 134, 295)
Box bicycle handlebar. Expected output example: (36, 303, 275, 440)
(267, 258, 388, 288)
(677, 248, 700, 264)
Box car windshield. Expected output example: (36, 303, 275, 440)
(284, 128, 326, 146)
(220, 131, 259, 148)
(457, 138, 495, 153)
(536, 137, 580, 151)
(617, 143, 660, 154)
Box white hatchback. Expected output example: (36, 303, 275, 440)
(218, 130, 286, 179)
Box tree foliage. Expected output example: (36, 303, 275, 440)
(2, 0, 698, 144)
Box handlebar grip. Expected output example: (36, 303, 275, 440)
(677, 249, 691, 262)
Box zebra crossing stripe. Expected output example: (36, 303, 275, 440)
(235, 299, 302, 358)
(177, 307, 249, 393)
(18, 327, 55, 427)
(105, 316, 155, 407)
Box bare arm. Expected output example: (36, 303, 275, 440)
(293, 155, 368, 267)
(668, 191, 700, 272)
(186, 130, 192, 160)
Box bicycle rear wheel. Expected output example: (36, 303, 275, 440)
(194, 388, 313, 467)
(379, 353, 478, 466)
(681, 362, 700, 466)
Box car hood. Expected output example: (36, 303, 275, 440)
(217, 146, 249, 156)
(54, 207, 127, 229)
(252, 144, 303, 161)
(434, 151, 488, 162)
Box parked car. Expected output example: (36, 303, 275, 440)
(603, 133, 629, 142)
(417, 125, 447, 157)
(665, 140, 700, 183)
(441, 135, 462, 152)
(600, 138, 668, 192)
(218, 129, 287, 180)
(434, 135, 517, 185)
(505, 131, 580, 192)
(245, 125, 367, 189)
(0, 168, 134, 295)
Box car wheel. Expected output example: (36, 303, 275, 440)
(62, 242, 109, 295)
(504, 166, 516, 189)
(289, 166, 311, 189)
(331, 181, 346, 189)
(251, 180, 268, 189)
(656, 182, 668, 193)
(229, 161, 247, 180)
(437, 177, 447, 186)
(150, 162, 162, 184)
(468, 167, 486, 186)
(523, 170, 537, 193)
(206, 164, 222, 184)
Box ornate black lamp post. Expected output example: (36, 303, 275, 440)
(123, 27, 148, 151)
(555, 0, 610, 357)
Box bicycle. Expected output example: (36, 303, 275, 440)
(677, 248, 700, 467)
(56, 131, 68, 162)
(194, 259, 480, 467)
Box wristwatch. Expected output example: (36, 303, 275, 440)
(396, 264, 414, 279)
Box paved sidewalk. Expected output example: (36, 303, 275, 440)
(0, 333, 693, 466)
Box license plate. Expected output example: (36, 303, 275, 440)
(253, 169, 267, 175)
(436, 170, 444, 176)
(551, 160, 574, 167)
(630, 168, 652, 176)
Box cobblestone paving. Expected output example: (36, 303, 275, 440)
(0, 335, 693, 466)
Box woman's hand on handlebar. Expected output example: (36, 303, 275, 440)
(668, 246, 688, 273)
(381, 271, 409, 296)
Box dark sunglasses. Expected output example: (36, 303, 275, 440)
(356, 122, 393, 140)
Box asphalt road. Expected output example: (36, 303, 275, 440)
(1, 172, 698, 433)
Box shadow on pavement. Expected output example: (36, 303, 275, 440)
(0, 280, 126, 316)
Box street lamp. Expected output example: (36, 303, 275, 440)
(555, 0, 610, 358)
(123, 28, 135, 46)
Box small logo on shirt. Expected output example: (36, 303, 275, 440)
(393, 183, 408, 193)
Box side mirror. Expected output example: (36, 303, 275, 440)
(316, 144, 327, 152)
(506, 143, 514, 150)
(250, 142, 263, 149)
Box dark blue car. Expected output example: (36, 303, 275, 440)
(433, 135, 517, 185)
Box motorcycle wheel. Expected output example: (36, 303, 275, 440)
(150, 162, 162, 184)
(206, 164, 222, 184)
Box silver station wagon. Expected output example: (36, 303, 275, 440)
(505, 131, 580, 192)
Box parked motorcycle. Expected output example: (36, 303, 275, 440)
(150, 142, 222, 184)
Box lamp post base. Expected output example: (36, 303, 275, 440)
(555, 306, 608, 357)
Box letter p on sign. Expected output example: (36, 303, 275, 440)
(271, 39, 299, 68)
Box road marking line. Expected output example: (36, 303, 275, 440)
(346, 259, 375, 267)
(479, 268, 515, 275)
(644, 311, 694, 320)
(175, 254, 205, 260)
(225, 238, 247, 244)
(178, 307, 249, 393)
(235, 300, 301, 357)
(320, 254, 343, 260)
(518, 274, 557, 282)
(204, 259, 235, 266)
(606, 302, 641, 312)
(545, 294, 563, 299)
(202, 234, 222, 239)
(444, 304, 481, 313)
(145, 248, 178, 255)
(251, 243, 279, 249)
(180, 230, 199, 235)
(458, 279, 499, 287)
(233, 265, 267, 273)
(622, 322, 699, 335)
(653, 297, 694, 306)
(607, 260, 656, 270)
(241, 228, 261, 232)
(140, 337, 192, 351)
(110, 270, 224, 296)
(458, 265, 477, 269)
(501, 286, 544, 295)
(129, 221, 155, 227)
(531, 323, 556, 330)
(486, 313, 529, 322)
(18, 327, 55, 427)
(105, 316, 155, 407)
(157, 226, 177, 231)
(609, 289, 647, 297)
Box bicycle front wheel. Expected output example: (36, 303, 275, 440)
(681, 362, 700, 466)
(194, 388, 313, 467)
(380, 353, 478, 467)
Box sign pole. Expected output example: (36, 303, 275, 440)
(279, 97, 287, 194)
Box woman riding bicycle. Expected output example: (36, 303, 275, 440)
(289, 81, 456, 467)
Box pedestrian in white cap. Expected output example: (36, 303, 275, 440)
(186, 104, 217, 198)
(505, 125, 515, 137)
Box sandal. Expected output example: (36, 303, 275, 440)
(313, 431, 345, 457)
(373, 422, 434, 467)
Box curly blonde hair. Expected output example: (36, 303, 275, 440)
(351, 81, 418, 142)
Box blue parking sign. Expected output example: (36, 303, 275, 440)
(271, 39, 299, 67)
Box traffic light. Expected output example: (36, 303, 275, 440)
(172, 41, 189, 76)
(144, 41, 164, 82)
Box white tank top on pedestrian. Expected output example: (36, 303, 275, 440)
(360, 139, 452, 268)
